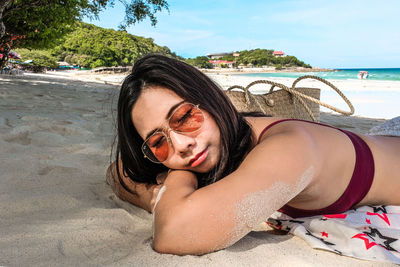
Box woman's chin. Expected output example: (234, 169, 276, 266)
(193, 156, 218, 173)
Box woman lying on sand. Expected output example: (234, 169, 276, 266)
(107, 54, 400, 255)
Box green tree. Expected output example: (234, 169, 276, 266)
(0, 0, 169, 69)
(1, 0, 169, 41)
(185, 56, 213, 69)
(234, 48, 310, 68)
(50, 22, 178, 68)
(219, 55, 234, 61)
(15, 48, 58, 71)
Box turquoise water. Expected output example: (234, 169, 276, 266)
(237, 68, 400, 81)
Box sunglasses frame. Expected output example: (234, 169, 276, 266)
(141, 103, 204, 163)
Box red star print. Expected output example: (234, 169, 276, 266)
(323, 214, 347, 219)
(366, 218, 371, 224)
(352, 233, 379, 250)
(366, 212, 390, 226)
(321, 231, 328, 238)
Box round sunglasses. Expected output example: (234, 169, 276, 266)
(141, 103, 204, 163)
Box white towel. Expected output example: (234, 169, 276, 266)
(266, 205, 400, 264)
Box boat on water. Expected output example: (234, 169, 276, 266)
(358, 71, 369, 79)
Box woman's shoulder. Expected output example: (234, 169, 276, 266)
(229, 118, 320, 200)
(242, 116, 325, 176)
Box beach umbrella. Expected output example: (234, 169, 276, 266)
(8, 51, 21, 59)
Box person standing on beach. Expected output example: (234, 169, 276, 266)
(107, 54, 400, 255)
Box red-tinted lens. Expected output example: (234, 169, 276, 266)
(145, 133, 169, 162)
(169, 104, 204, 132)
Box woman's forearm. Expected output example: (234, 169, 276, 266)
(152, 170, 242, 255)
(152, 170, 199, 253)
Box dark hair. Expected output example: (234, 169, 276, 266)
(115, 54, 254, 188)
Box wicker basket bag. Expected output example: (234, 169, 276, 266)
(225, 75, 355, 122)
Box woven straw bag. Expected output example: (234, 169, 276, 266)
(225, 75, 354, 122)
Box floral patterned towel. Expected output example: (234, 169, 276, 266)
(267, 206, 400, 264)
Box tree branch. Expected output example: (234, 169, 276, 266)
(0, 0, 12, 39)
(3, 0, 50, 17)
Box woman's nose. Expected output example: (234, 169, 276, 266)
(169, 131, 196, 154)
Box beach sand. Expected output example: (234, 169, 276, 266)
(0, 72, 395, 266)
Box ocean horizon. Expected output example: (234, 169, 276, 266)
(237, 68, 400, 81)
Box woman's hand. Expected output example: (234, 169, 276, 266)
(106, 161, 167, 213)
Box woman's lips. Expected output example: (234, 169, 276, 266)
(189, 148, 208, 167)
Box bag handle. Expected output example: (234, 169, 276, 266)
(227, 75, 354, 121)
(291, 75, 354, 115)
(227, 79, 318, 121)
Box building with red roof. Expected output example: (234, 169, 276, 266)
(273, 51, 285, 57)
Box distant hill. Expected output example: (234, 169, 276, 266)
(53, 22, 182, 68)
(232, 49, 311, 68)
(186, 49, 311, 69)
(30, 22, 181, 69)
(14, 23, 310, 70)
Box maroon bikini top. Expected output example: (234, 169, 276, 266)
(257, 119, 375, 218)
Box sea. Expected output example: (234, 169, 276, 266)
(235, 68, 400, 119)
(237, 68, 400, 81)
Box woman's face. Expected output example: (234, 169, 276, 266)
(131, 86, 221, 173)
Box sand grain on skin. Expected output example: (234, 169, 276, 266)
(227, 166, 315, 246)
(153, 185, 167, 212)
(152, 185, 167, 238)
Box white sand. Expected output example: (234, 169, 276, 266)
(0, 72, 395, 266)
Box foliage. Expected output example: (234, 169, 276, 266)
(0, 0, 168, 70)
(0, 0, 169, 69)
(235, 49, 311, 68)
(0, 33, 25, 71)
(185, 56, 213, 69)
(116, 0, 169, 30)
(50, 22, 179, 68)
(219, 55, 235, 61)
(15, 48, 58, 69)
(2, 1, 81, 49)
(185, 49, 311, 69)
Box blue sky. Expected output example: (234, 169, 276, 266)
(84, 0, 400, 68)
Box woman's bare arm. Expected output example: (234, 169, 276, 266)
(153, 129, 320, 255)
(106, 159, 166, 213)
